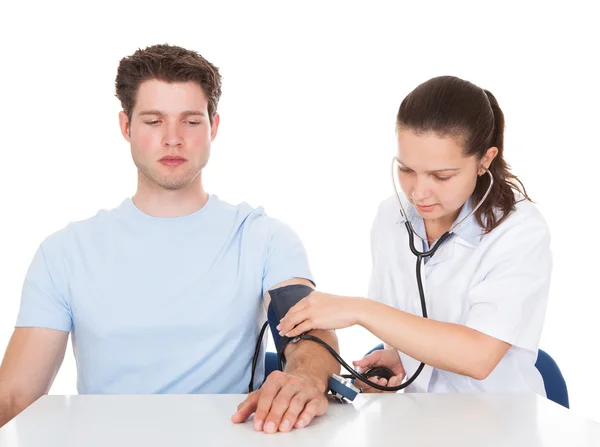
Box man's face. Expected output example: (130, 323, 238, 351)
(119, 79, 219, 190)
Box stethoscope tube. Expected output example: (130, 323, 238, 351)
(249, 166, 494, 393)
(391, 221, 453, 391)
(248, 223, 453, 394)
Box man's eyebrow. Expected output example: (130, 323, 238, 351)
(137, 110, 206, 117)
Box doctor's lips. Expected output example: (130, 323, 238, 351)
(159, 155, 186, 167)
(415, 203, 437, 212)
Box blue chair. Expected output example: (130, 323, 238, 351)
(535, 349, 569, 408)
(359, 344, 569, 409)
(265, 351, 278, 380)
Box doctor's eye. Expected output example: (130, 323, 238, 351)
(434, 175, 451, 182)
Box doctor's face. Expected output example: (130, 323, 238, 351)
(395, 129, 480, 224)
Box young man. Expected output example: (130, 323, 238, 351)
(0, 44, 339, 434)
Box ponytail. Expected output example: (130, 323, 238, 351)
(473, 90, 530, 233)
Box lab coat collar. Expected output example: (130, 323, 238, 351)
(395, 194, 483, 247)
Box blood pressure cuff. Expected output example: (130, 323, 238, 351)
(267, 284, 314, 363)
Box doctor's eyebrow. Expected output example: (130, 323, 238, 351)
(396, 160, 461, 174)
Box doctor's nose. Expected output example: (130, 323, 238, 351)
(411, 180, 432, 202)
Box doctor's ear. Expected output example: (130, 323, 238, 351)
(479, 147, 499, 175)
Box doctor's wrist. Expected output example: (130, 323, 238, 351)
(351, 297, 373, 327)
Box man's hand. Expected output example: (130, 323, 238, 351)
(231, 370, 328, 433)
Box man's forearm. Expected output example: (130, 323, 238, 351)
(282, 329, 340, 393)
(0, 392, 20, 428)
(0, 398, 7, 428)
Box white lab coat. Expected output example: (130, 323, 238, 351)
(368, 193, 551, 395)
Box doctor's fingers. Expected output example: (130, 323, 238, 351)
(278, 309, 310, 335)
(353, 350, 385, 369)
(358, 376, 402, 393)
(356, 377, 389, 393)
(280, 317, 314, 338)
(287, 297, 309, 315)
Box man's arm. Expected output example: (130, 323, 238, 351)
(232, 278, 340, 433)
(266, 278, 340, 392)
(0, 327, 69, 427)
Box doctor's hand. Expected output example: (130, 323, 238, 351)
(353, 348, 406, 393)
(276, 291, 364, 337)
(231, 371, 328, 433)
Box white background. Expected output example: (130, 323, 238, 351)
(1, 0, 599, 423)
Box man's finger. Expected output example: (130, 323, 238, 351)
(278, 394, 307, 432)
(262, 379, 303, 434)
(253, 374, 284, 431)
(294, 397, 326, 429)
(231, 391, 260, 423)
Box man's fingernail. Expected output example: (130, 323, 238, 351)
(254, 419, 264, 431)
(296, 419, 306, 428)
(276, 324, 281, 330)
(280, 419, 291, 431)
(264, 421, 276, 433)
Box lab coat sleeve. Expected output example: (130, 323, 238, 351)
(367, 199, 387, 303)
(464, 215, 552, 353)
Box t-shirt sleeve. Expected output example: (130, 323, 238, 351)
(15, 237, 73, 333)
(464, 216, 552, 353)
(262, 219, 315, 294)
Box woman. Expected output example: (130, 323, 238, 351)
(277, 76, 552, 395)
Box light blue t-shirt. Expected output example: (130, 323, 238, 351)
(15, 195, 314, 394)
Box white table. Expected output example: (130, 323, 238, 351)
(1, 393, 599, 446)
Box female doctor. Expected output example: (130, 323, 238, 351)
(277, 75, 552, 395)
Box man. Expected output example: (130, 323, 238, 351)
(0, 44, 339, 433)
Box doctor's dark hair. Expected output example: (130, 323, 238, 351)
(396, 75, 530, 234)
(114, 44, 222, 124)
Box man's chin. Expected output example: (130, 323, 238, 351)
(156, 177, 197, 190)
(144, 172, 201, 191)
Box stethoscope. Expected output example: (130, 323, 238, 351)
(382, 157, 495, 390)
(249, 158, 496, 396)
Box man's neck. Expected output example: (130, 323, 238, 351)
(132, 180, 209, 218)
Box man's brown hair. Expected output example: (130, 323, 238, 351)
(115, 44, 222, 124)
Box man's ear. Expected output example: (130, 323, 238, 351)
(210, 113, 220, 141)
(119, 111, 131, 142)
